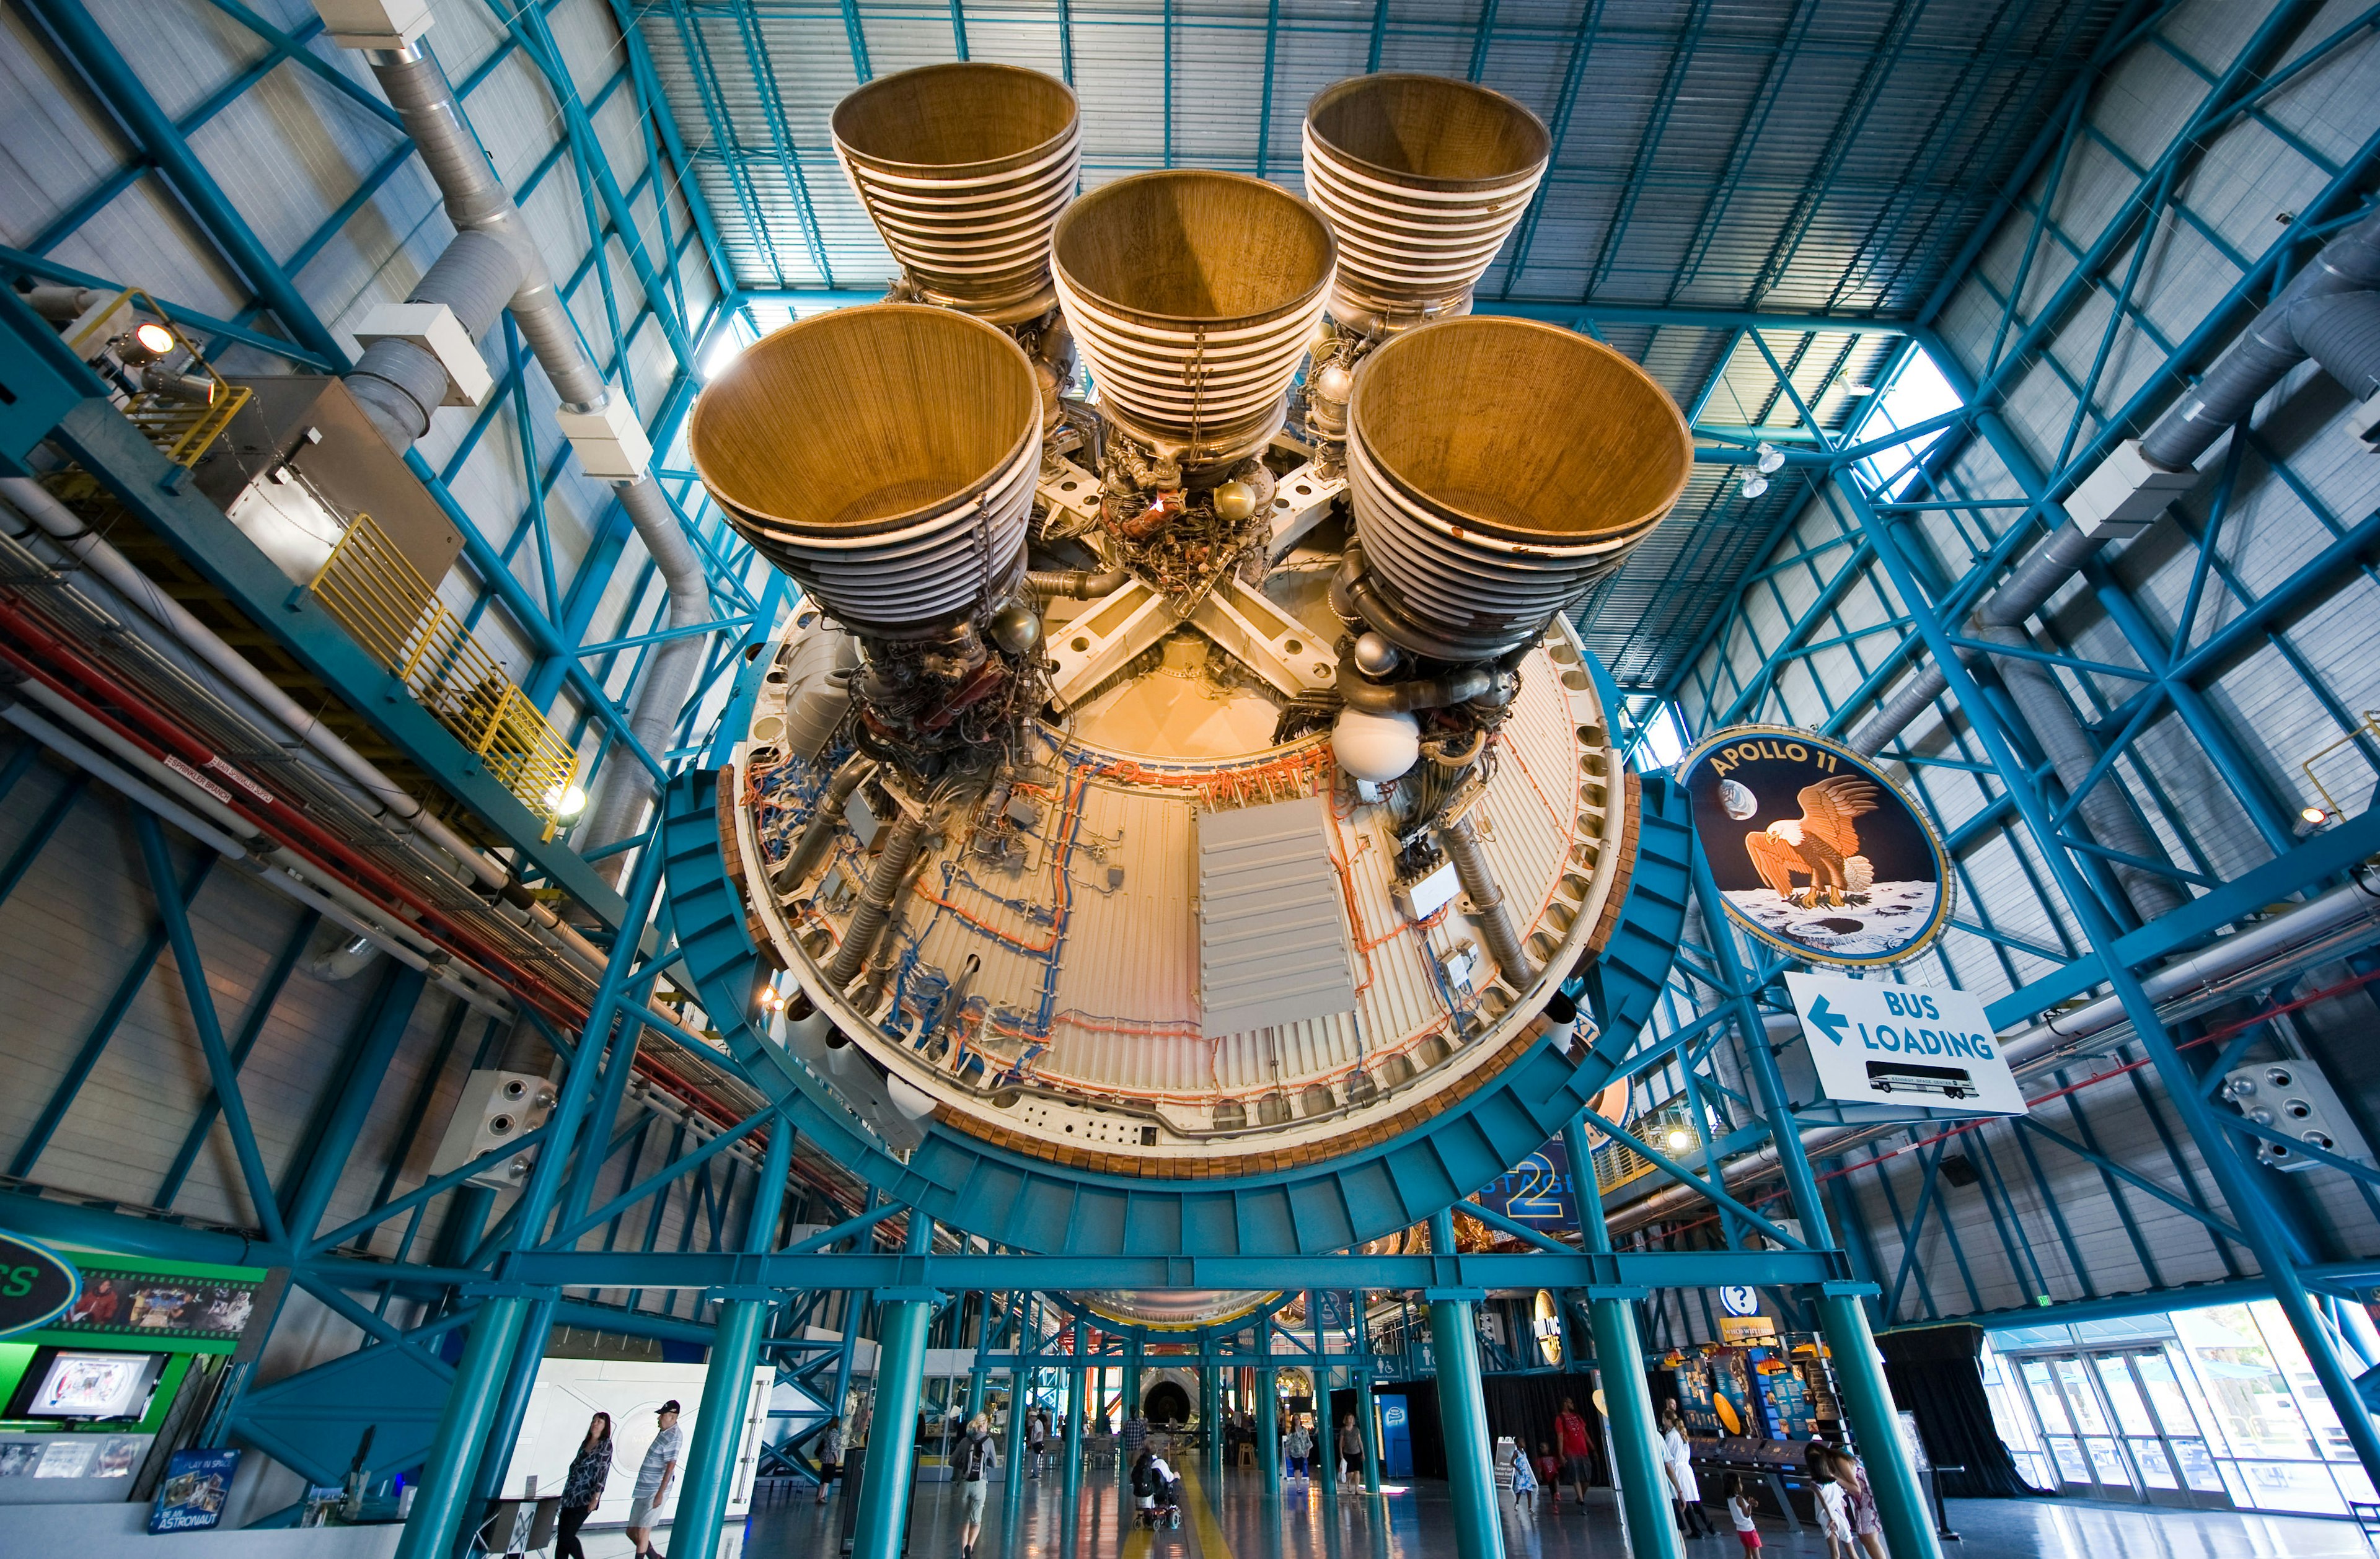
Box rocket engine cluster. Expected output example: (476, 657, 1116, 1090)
(692, 66, 1691, 1185)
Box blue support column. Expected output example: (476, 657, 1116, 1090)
(1256, 1355, 1279, 1491)
(1352, 1293, 1381, 1495)
(852, 1213, 935, 1559)
(395, 810, 676, 1559)
(1312, 1293, 1335, 1496)
(1062, 1319, 1086, 1553)
(1427, 1210, 1504, 1559)
(1691, 837, 1941, 1559)
(1563, 1118, 1681, 1559)
(672, 1116, 793, 1559)
(1202, 1363, 1222, 1472)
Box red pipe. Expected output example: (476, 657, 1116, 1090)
(0, 599, 585, 1024)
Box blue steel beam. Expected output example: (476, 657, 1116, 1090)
(22, 0, 349, 367)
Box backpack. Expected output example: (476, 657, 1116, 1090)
(1131, 1461, 1155, 1498)
(963, 1434, 990, 1482)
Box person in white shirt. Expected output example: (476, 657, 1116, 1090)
(1660, 1403, 1714, 1538)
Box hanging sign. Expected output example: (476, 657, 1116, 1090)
(0, 1232, 79, 1339)
(1717, 1285, 1760, 1319)
(1532, 1290, 1563, 1368)
(1784, 971, 2027, 1116)
(1678, 725, 1952, 967)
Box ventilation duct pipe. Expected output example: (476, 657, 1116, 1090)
(2140, 204, 2380, 469)
(352, 38, 710, 881)
(1301, 74, 1549, 330)
(344, 229, 522, 449)
(1051, 170, 1334, 469)
(1343, 317, 1690, 659)
(831, 63, 1080, 323)
(1611, 864, 2380, 1236)
(689, 307, 1040, 639)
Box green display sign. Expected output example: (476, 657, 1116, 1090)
(0, 1234, 79, 1340)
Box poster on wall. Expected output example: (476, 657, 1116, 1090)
(51, 1266, 262, 1343)
(150, 1447, 240, 1532)
(1678, 726, 1952, 967)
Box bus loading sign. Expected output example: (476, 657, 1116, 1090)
(1784, 972, 2028, 1117)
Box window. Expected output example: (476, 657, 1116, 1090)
(1848, 348, 1960, 500)
(1626, 700, 1688, 771)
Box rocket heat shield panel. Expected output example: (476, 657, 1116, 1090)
(1196, 794, 1358, 1038)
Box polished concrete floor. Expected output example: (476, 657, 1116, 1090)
(571, 1459, 2371, 1559)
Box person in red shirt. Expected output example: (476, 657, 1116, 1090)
(1556, 1398, 1594, 1503)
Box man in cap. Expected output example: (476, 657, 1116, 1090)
(626, 1400, 682, 1558)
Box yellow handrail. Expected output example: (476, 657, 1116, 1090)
(311, 514, 579, 823)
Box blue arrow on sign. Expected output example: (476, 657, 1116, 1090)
(1805, 995, 1850, 1047)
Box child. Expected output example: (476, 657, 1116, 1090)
(1510, 1446, 1540, 1508)
(1814, 1460, 1853, 1559)
(1725, 1473, 1761, 1555)
(1534, 1442, 1562, 1508)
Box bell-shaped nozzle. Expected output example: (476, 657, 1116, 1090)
(1346, 317, 1690, 659)
(1303, 74, 1549, 329)
(689, 305, 1041, 639)
(1052, 170, 1335, 467)
(832, 63, 1081, 322)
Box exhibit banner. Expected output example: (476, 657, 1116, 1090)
(1784, 971, 2027, 1115)
(1679, 726, 1953, 967)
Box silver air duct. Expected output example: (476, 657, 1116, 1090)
(1302, 74, 1549, 330)
(832, 63, 1081, 323)
(1344, 316, 1691, 658)
(354, 40, 712, 881)
(1051, 170, 1334, 468)
(689, 306, 1040, 639)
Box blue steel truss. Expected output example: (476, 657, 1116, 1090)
(1, 0, 2378, 1549)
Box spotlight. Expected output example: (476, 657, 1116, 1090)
(757, 983, 788, 1014)
(126, 320, 177, 361)
(1740, 473, 1770, 499)
(1755, 442, 1786, 475)
(1665, 1127, 1693, 1151)
(2301, 806, 2329, 826)
(543, 781, 588, 821)
(141, 366, 217, 405)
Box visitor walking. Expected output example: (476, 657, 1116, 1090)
(1660, 1403, 1714, 1539)
(1831, 1449, 1887, 1559)
(555, 1412, 611, 1559)
(1555, 1397, 1595, 1503)
(817, 1416, 844, 1504)
(1028, 1408, 1048, 1477)
(1284, 1416, 1313, 1481)
(625, 1400, 681, 1559)
(1337, 1413, 1364, 1485)
(956, 1412, 999, 1559)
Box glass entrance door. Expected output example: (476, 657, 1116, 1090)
(2009, 1348, 2232, 1508)
(2109, 1349, 2232, 1509)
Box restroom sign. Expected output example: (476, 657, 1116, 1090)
(1784, 972, 2027, 1117)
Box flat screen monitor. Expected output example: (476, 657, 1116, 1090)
(11, 1348, 166, 1421)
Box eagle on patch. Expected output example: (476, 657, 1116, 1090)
(1743, 774, 1879, 908)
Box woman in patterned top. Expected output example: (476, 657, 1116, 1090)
(556, 1412, 612, 1559)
